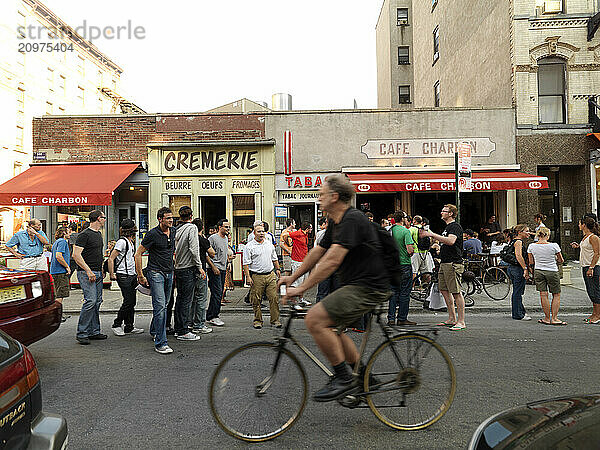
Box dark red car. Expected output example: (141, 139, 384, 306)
(0, 269, 62, 345)
(0, 329, 68, 449)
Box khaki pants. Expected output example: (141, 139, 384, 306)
(250, 272, 280, 325)
(20, 255, 48, 271)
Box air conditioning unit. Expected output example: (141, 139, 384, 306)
(397, 19, 408, 25)
(542, 0, 562, 14)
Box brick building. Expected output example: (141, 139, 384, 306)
(376, 0, 600, 255)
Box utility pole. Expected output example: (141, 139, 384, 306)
(455, 151, 460, 222)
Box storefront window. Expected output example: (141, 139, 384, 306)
(232, 194, 255, 247)
(169, 195, 191, 223)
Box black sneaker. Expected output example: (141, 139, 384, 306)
(88, 333, 108, 340)
(313, 376, 357, 402)
(76, 337, 90, 345)
(166, 327, 175, 335)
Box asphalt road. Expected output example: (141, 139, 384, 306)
(29, 311, 600, 449)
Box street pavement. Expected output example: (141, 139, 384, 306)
(31, 311, 600, 449)
(61, 261, 595, 317)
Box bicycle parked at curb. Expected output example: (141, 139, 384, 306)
(208, 301, 457, 442)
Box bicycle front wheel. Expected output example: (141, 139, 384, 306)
(209, 342, 308, 442)
(364, 334, 456, 430)
(482, 267, 510, 300)
(410, 272, 434, 302)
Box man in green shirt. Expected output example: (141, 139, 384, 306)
(388, 210, 415, 326)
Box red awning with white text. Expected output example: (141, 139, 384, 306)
(347, 171, 549, 193)
(0, 163, 140, 206)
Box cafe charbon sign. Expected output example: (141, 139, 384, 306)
(360, 138, 495, 160)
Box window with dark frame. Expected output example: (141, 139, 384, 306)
(397, 8, 409, 26)
(398, 46, 410, 65)
(434, 81, 440, 107)
(537, 57, 566, 124)
(399, 85, 411, 104)
(433, 26, 440, 63)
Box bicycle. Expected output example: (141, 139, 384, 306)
(461, 256, 510, 301)
(410, 259, 475, 307)
(208, 303, 457, 442)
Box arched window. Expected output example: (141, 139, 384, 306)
(538, 57, 566, 124)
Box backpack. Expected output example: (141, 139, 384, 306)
(416, 228, 431, 251)
(499, 240, 519, 266)
(371, 222, 403, 287)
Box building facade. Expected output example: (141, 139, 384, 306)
(0, 0, 141, 240)
(376, 0, 600, 255)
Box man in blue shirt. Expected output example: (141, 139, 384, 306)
(463, 229, 483, 256)
(6, 219, 49, 271)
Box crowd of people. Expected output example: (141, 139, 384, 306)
(4, 189, 600, 362)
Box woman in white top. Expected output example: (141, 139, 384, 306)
(527, 226, 565, 325)
(571, 216, 600, 324)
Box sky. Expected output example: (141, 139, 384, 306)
(42, 0, 381, 113)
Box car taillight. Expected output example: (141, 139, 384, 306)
(23, 347, 39, 389)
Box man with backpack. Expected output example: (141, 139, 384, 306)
(279, 174, 390, 402)
(108, 219, 144, 336)
(388, 210, 416, 326)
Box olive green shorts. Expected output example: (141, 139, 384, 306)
(321, 284, 391, 330)
(534, 269, 561, 294)
(438, 262, 464, 294)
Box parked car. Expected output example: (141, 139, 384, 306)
(0, 329, 67, 449)
(0, 268, 61, 345)
(468, 394, 600, 449)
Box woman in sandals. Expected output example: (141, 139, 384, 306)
(571, 216, 600, 324)
(527, 226, 565, 325)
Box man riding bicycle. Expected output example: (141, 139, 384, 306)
(279, 174, 390, 402)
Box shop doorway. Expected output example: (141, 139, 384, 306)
(356, 193, 396, 223)
(117, 203, 148, 247)
(200, 196, 226, 233)
(289, 204, 316, 247)
(232, 194, 255, 246)
(411, 192, 493, 234)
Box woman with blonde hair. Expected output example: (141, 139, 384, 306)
(528, 226, 565, 325)
(571, 216, 600, 323)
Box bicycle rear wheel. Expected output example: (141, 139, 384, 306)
(482, 267, 510, 300)
(364, 334, 456, 430)
(209, 342, 308, 442)
(410, 272, 434, 302)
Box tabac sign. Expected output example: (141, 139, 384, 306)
(360, 138, 495, 160)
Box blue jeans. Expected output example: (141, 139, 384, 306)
(76, 271, 103, 339)
(174, 267, 196, 335)
(316, 275, 336, 303)
(507, 265, 526, 319)
(582, 266, 600, 304)
(190, 274, 209, 328)
(147, 270, 174, 348)
(207, 269, 226, 320)
(388, 265, 413, 322)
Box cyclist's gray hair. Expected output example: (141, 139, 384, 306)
(325, 174, 355, 204)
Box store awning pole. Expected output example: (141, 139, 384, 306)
(455, 152, 460, 222)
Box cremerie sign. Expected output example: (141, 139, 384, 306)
(164, 150, 260, 173)
(361, 138, 495, 160)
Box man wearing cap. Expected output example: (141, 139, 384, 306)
(173, 206, 205, 341)
(6, 219, 49, 270)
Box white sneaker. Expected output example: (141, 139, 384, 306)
(112, 326, 125, 336)
(176, 332, 201, 341)
(300, 299, 312, 306)
(155, 345, 173, 354)
(126, 327, 144, 334)
(209, 318, 225, 326)
(199, 326, 213, 334)
(522, 315, 532, 321)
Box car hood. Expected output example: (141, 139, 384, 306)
(469, 394, 600, 449)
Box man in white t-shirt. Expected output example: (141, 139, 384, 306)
(108, 219, 144, 336)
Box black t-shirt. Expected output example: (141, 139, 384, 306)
(75, 228, 104, 272)
(439, 221, 464, 263)
(199, 235, 210, 270)
(142, 225, 176, 272)
(482, 221, 502, 244)
(320, 207, 388, 290)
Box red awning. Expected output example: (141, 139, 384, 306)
(0, 163, 140, 206)
(347, 171, 549, 193)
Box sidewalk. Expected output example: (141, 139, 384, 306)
(62, 262, 594, 315)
